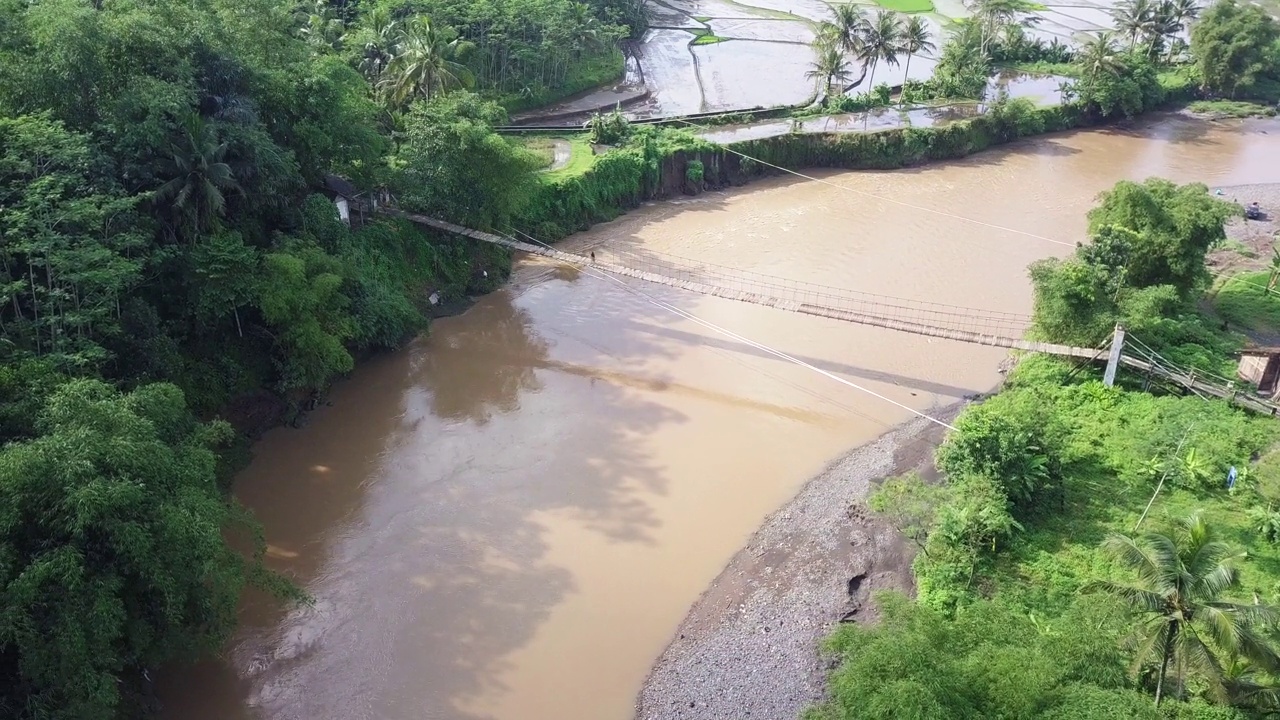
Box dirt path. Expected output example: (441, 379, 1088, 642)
(634, 404, 964, 720)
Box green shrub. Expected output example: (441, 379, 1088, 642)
(685, 159, 704, 185)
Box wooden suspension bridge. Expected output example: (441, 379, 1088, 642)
(389, 211, 1280, 417)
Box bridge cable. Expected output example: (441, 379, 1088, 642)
(504, 227, 960, 431)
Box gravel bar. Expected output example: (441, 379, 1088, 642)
(634, 404, 966, 720)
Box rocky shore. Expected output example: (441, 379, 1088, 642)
(634, 404, 965, 720)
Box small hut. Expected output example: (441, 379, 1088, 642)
(322, 174, 360, 227)
(1237, 347, 1280, 399)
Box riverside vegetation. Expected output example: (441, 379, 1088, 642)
(1, 0, 1278, 717)
(0, 0, 638, 717)
(808, 28, 1280, 720)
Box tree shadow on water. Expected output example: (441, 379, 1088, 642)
(160, 282, 687, 720)
(410, 294, 551, 425)
(365, 286, 684, 719)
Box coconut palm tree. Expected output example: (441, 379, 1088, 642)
(155, 115, 240, 240)
(297, 0, 346, 52)
(379, 17, 475, 106)
(898, 16, 935, 89)
(1112, 0, 1157, 50)
(966, 0, 1039, 55)
(817, 4, 870, 90)
(806, 42, 854, 101)
(1094, 513, 1280, 706)
(1057, 79, 1077, 104)
(1158, 0, 1199, 63)
(1078, 31, 1125, 83)
(354, 5, 401, 82)
(858, 10, 904, 89)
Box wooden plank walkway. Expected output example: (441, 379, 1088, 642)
(391, 211, 1100, 359)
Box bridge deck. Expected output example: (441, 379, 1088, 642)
(393, 211, 1099, 359)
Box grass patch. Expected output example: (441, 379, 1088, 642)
(521, 137, 560, 169)
(693, 14, 712, 21)
(691, 32, 729, 45)
(1188, 99, 1278, 118)
(1157, 66, 1196, 95)
(1214, 271, 1280, 332)
(1000, 60, 1078, 77)
(871, 0, 936, 12)
(540, 135, 596, 181)
(969, 359, 1280, 614)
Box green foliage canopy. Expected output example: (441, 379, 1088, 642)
(0, 380, 272, 719)
(1191, 0, 1280, 97)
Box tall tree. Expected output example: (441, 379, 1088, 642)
(899, 15, 935, 90)
(154, 115, 240, 241)
(1112, 0, 1157, 50)
(1078, 31, 1126, 83)
(818, 4, 870, 90)
(0, 115, 146, 368)
(1157, 0, 1199, 63)
(297, 0, 346, 52)
(1190, 0, 1279, 97)
(0, 380, 280, 720)
(858, 10, 904, 89)
(379, 17, 475, 106)
(1095, 514, 1280, 706)
(966, 0, 1039, 55)
(807, 42, 854, 100)
(352, 4, 401, 82)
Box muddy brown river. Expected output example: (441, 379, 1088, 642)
(160, 115, 1280, 720)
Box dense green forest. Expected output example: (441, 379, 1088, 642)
(0, 0, 634, 715)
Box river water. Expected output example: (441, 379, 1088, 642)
(160, 115, 1280, 720)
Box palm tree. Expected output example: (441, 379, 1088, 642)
(1095, 514, 1280, 706)
(817, 4, 870, 91)
(858, 10, 904, 89)
(898, 16, 935, 90)
(966, 0, 1039, 55)
(379, 17, 475, 107)
(1078, 31, 1125, 83)
(806, 42, 854, 101)
(1159, 0, 1199, 63)
(355, 5, 401, 82)
(297, 0, 346, 52)
(155, 115, 239, 239)
(1057, 79, 1077, 104)
(1112, 0, 1157, 50)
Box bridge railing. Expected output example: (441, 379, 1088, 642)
(592, 244, 1036, 340)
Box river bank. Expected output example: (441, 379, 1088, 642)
(633, 403, 965, 720)
(158, 113, 1280, 720)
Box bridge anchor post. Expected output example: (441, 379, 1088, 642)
(1103, 324, 1126, 388)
